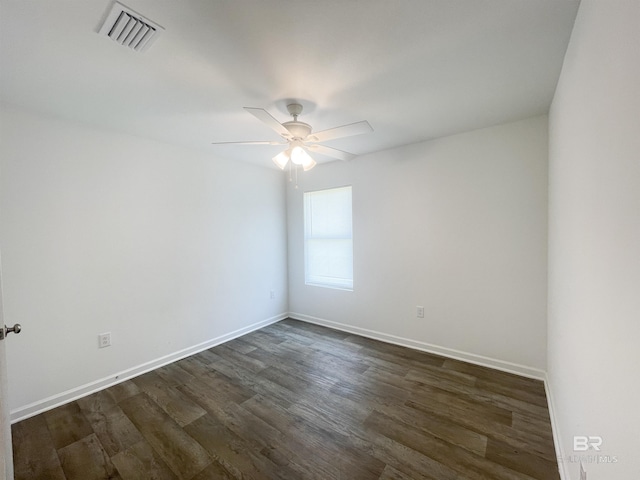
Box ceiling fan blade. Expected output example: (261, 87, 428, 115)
(307, 144, 356, 162)
(211, 140, 285, 145)
(308, 120, 373, 143)
(244, 107, 292, 138)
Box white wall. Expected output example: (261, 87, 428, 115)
(288, 116, 549, 374)
(0, 106, 288, 417)
(547, 1, 640, 479)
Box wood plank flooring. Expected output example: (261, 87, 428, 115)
(12, 319, 560, 479)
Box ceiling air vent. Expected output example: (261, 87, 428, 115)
(98, 1, 164, 52)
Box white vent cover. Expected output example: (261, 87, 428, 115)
(98, 2, 164, 52)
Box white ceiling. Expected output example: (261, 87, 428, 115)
(1, 0, 579, 167)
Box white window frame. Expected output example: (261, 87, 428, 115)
(304, 186, 353, 291)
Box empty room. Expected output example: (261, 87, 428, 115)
(0, 1, 638, 479)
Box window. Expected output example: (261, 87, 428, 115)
(304, 186, 353, 290)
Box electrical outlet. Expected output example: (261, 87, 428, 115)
(416, 306, 425, 318)
(98, 332, 111, 348)
(270, 290, 275, 300)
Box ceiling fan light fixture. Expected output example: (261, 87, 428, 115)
(272, 150, 290, 170)
(291, 146, 309, 165)
(302, 157, 316, 171)
(290, 145, 310, 165)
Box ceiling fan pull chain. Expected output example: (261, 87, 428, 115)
(289, 159, 293, 183)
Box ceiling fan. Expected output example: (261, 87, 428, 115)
(212, 103, 373, 171)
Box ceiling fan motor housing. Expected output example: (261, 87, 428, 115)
(283, 121, 311, 139)
(283, 103, 311, 139)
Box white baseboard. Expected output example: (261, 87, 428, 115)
(10, 313, 287, 423)
(289, 312, 546, 380)
(544, 373, 569, 480)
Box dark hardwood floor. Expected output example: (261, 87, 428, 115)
(12, 319, 560, 480)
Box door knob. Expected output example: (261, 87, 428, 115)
(0, 323, 21, 340)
